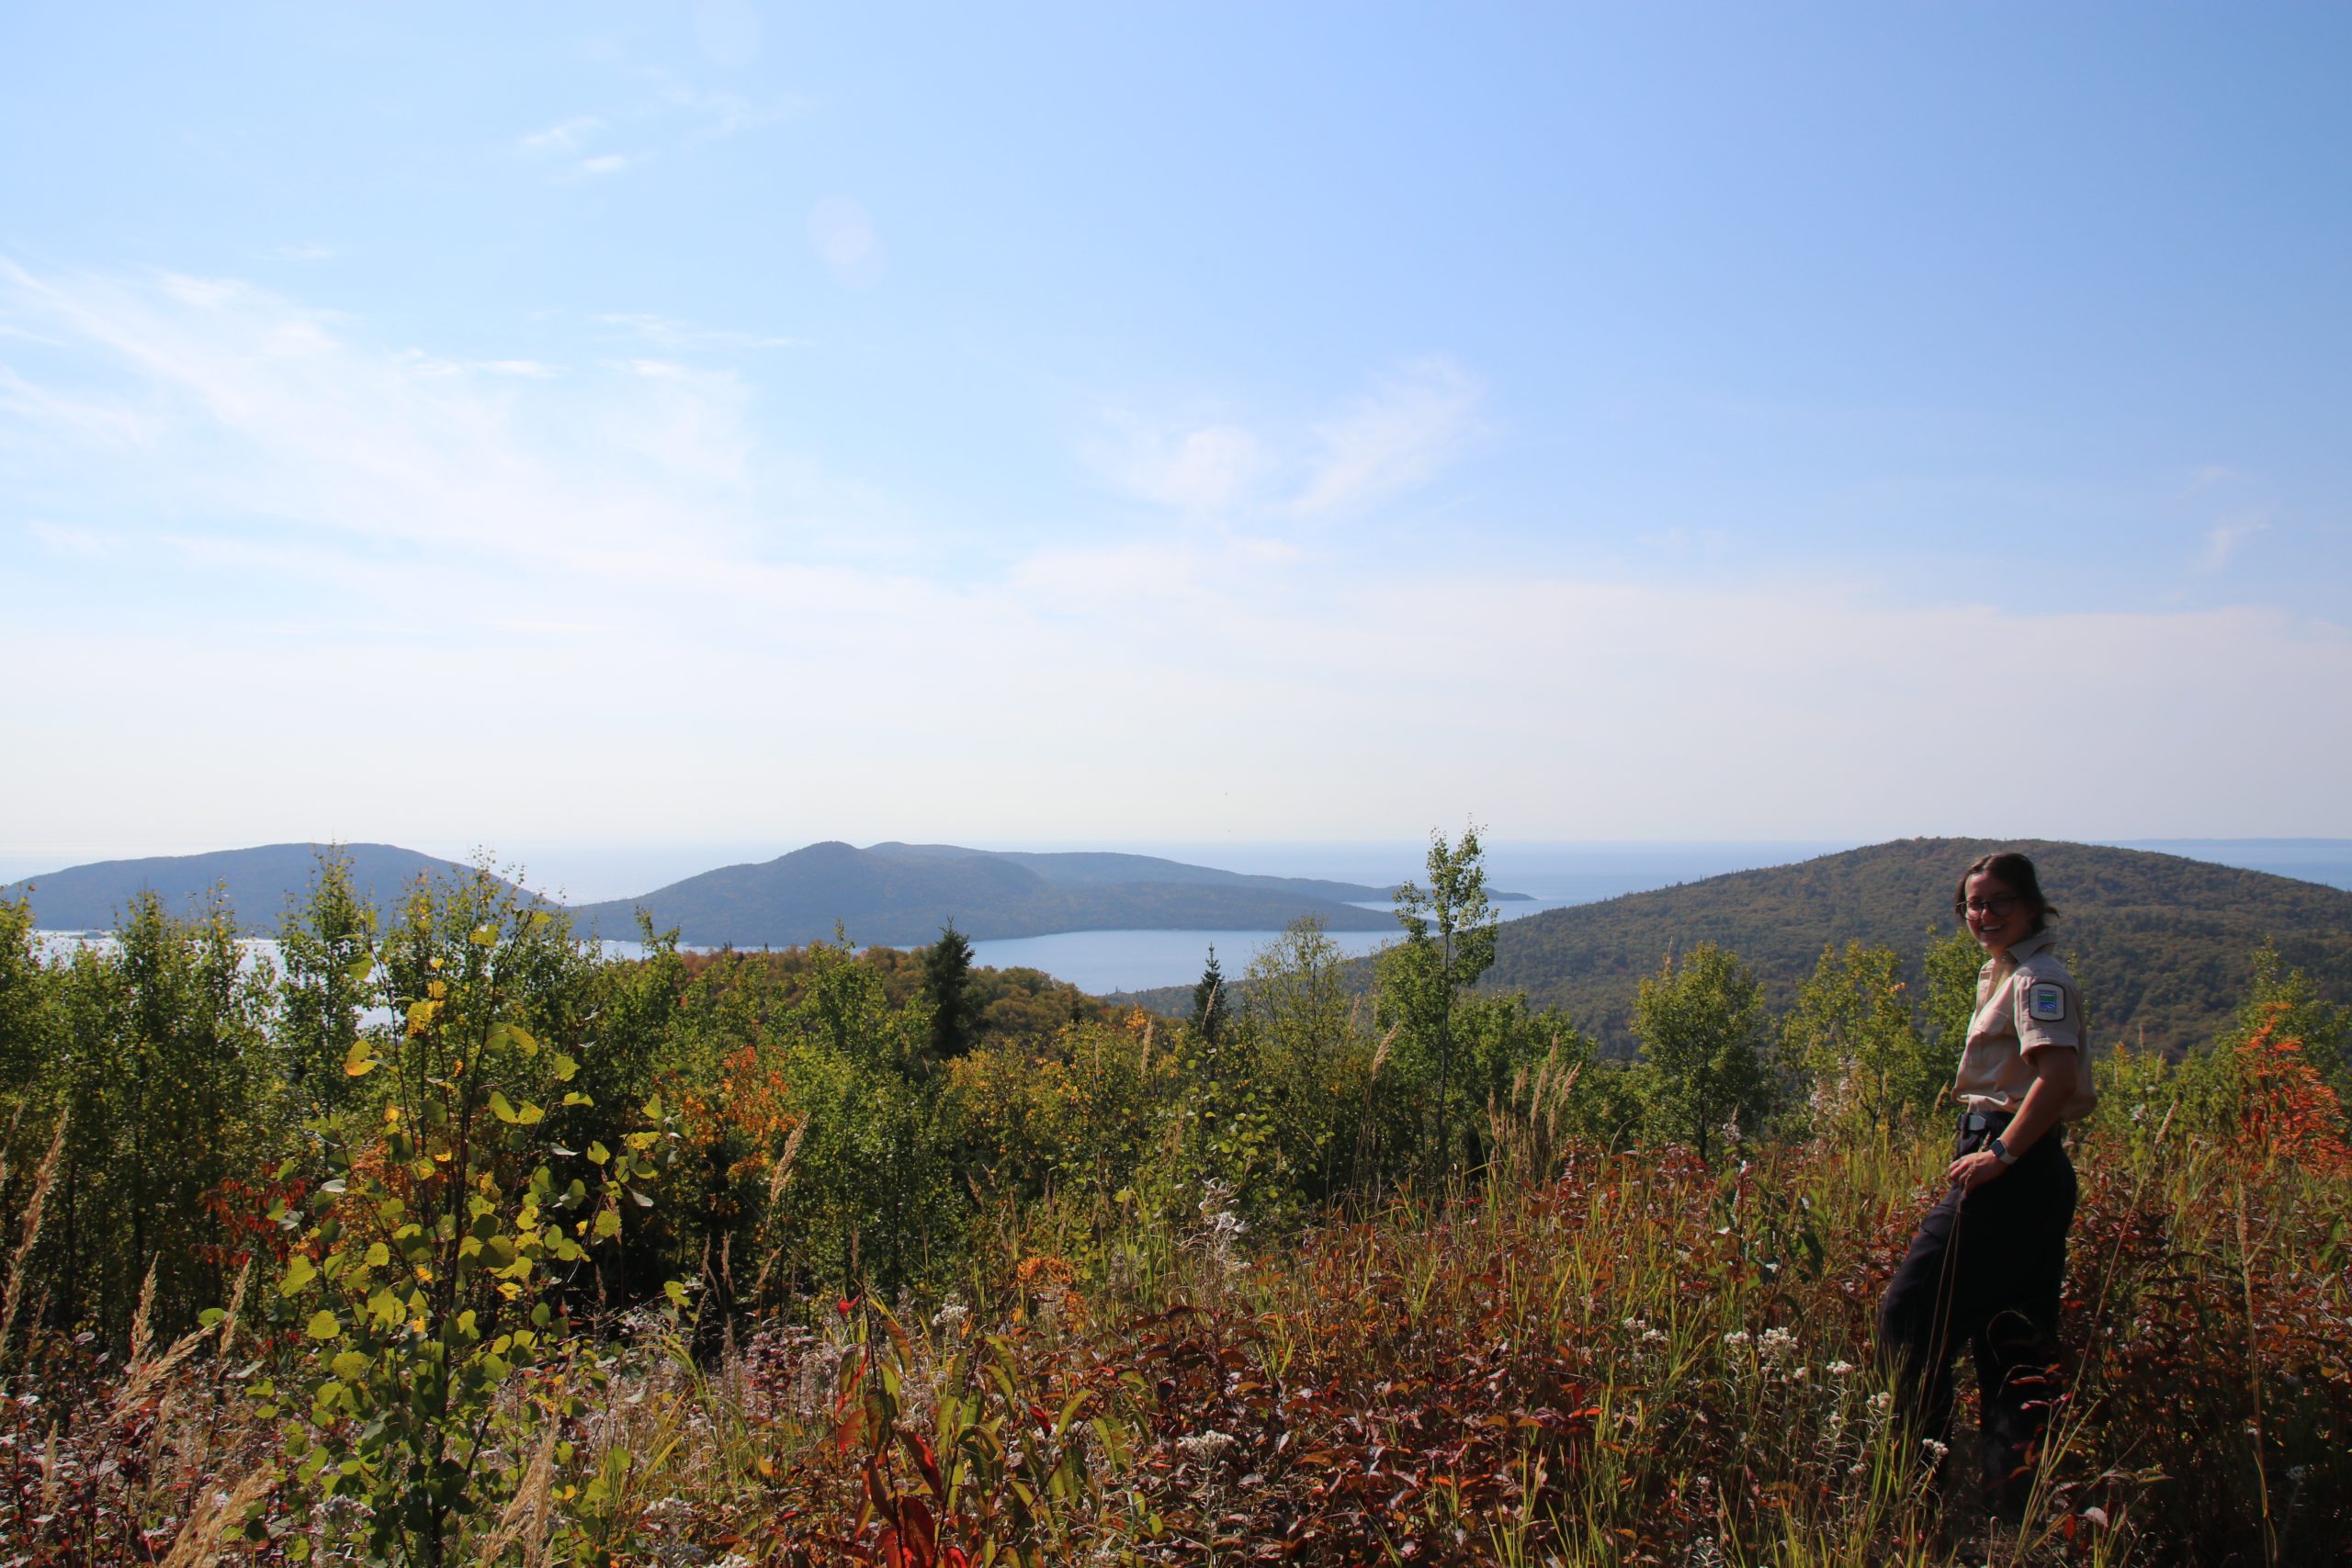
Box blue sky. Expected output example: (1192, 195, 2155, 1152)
(4, 3, 2348, 878)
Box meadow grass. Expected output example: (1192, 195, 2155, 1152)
(4, 1111, 2346, 1565)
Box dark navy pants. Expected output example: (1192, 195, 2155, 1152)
(1876, 1122, 2076, 1512)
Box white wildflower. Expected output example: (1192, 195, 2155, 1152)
(1177, 1429, 1236, 1461)
(1187, 1180, 1249, 1277)
(1826, 1359, 1856, 1377)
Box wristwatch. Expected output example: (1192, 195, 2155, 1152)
(1988, 1136, 2017, 1166)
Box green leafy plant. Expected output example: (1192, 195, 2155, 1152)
(1376, 824, 1501, 1179)
(258, 869, 684, 1564)
(1782, 938, 1940, 1137)
(1632, 940, 1772, 1159)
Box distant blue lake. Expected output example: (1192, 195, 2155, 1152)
(969, 896, 1587, 996)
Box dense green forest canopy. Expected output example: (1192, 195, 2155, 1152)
(566, 839, 1408, 945)
(674, 940, 1126, 1039)
(1121, 839, 2352, 1058)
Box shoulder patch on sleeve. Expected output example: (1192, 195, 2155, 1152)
(2027, 981, 2067, 1022)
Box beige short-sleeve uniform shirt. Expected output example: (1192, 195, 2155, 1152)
(1953, 928, 2098, 1122)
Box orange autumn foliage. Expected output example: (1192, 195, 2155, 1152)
(680, 1044, 806, 1187)
(1012, 1253, 1084, 1322)
(2230, 1005, 2352, 1178)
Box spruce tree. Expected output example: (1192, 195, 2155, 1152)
(923, 921, 978, 1060)
(1192, 945, 1227, 1045)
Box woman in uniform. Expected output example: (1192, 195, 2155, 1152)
(1876, 850, 2097, 1519)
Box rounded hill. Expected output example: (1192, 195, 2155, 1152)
(1486, 837, 2352, 1056)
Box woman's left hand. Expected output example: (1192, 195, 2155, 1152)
(1948, 1150, 2006, 1190)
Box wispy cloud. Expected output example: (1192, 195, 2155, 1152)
(661, 84, 800, 143)
(25, 519, 116, 558)
(1093, 420, 1267, 513)
(514, 77, 797, 183)
(808, 197, 883, 287)
(1094, 361, 1483, 521)
(272, 242, 336, 263)
(2200, 515, 2268, 571)
(391, 349, 559, 379)
(1289, 357, 1482, 515)
(6, 262, 2346, 847)
(599, 312, 803, 352)
(0, 261, 771, 574)
(0, 361, 158, 447)
(519, 115, 605, 156)
(514, 114, 651, 180)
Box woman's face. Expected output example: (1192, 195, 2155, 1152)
(1962, 872, 2032, 954)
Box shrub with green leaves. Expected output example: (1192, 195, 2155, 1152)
(1632, 941, 1773, 1159)
(1781, 939, 1941, 1138)
(256, 869, 684, 1564)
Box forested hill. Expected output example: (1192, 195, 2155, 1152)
(1120, 839, 2352, 1058)
(2, 843, 492, 931)
(569, 840, 1408, 947)
(1484, 838, 2352, 1057)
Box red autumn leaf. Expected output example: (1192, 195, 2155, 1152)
(900, 1495, 939, 1563)
(899, 1427, 946, 1499)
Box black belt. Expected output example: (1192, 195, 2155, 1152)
(1960, 1110, 2014, 1134)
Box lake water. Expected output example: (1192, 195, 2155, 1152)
(969, 895, 1589, 996)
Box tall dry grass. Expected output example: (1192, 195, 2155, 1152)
(2, 1101, 2346, 1563)
(476, 1111, 2345, 1566)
